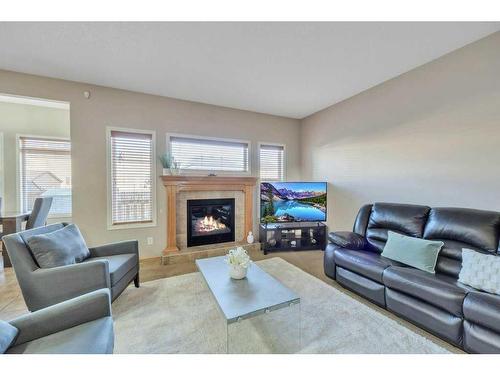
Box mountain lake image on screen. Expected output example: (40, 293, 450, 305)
(260, 182, 327, 223)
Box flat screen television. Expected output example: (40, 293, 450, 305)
(260, 181, 327, 223)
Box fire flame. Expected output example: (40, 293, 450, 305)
(197, 215, 226, 232)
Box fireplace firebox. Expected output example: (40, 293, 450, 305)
(187, 198, 235, 247)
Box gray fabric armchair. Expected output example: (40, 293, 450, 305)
(1, 289, 114, 354)
(3, 223, 139, 311)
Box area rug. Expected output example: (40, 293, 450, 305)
(112, 257, 451, 354)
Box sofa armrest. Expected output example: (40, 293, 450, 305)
(328, 231, 367, 250)
(9, 289, 112, 346)
(89, 240, 139, 258)
(26, 260, 110, 311)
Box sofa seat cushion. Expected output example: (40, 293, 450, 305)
(383, 266, 471, 316)
(333, 248, 403, 283)
(84, 254, 137, 285)
(463, 291, 500, 333)
(6, 317, 114, 354)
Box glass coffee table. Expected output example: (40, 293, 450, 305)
(196, 256, 301, 353)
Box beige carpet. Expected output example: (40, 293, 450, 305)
(112, 257, 450, 354)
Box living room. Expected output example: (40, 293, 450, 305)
(1, 1, 500, 372)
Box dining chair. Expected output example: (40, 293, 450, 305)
(0, 197, 3, 241)
(25, 197, 53, 230)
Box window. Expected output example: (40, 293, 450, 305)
(259, 144, 285, 181)
(108, 129, 156, 227)
(169, 135, 249, 173)
(19, 136, 72, 216)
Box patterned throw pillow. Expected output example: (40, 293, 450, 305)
(458, 248, 500, 295)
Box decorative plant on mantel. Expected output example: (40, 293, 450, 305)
(160, 152, 181, 175)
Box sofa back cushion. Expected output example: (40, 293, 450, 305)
(365, 203, 431, 252)
(423, 207, 500, 277)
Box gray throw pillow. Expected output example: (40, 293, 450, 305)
(382, 231, 444, 273)
(27, 224, 90, 268)
(0, 320, 19, 353)
(458, 249, 500, 295)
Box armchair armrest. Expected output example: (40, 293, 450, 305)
(329, 231, 367, 250)
(89, 240, 139, 258)
(26, 260, 110, 311)
(9, 289, 112, 346)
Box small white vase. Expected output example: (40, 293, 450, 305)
(246, 231, 254, 244)
(229, 264, 248, 280)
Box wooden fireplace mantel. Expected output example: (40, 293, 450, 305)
(161, 175, 257, 254)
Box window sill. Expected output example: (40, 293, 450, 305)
(48, 214, 72, 219)
(107, 221, 157, 231)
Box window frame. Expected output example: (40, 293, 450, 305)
(166, 133, 252, 176)
(106, 126, 157, 230)
(258, 141, 286, 182)
(16, 133, 72, 218)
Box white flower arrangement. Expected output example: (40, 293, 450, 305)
(225, 247, 252, 269)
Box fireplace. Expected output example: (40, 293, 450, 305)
(187, 198, 235, 247)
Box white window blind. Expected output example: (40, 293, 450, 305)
(19, 137, 72, 216)
(260, 144, 285, 181)
(170, 136, 249, 172)
(110, 131, 154, 225)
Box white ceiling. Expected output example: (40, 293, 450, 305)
(0, 22, 499, 119)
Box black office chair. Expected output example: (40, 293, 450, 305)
(26, 197, 53, 230)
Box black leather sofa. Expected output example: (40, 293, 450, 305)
(324, 202, 500, 353)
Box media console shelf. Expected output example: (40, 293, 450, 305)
(259, 222, 327, 254)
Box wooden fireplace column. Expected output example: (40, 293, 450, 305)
(161, 176, 257, 254)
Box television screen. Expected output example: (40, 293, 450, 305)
(260, 182, 327, 223)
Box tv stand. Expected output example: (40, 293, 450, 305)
(259, 222, 327, 255)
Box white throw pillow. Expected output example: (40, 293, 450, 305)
(458, 248, 500, 295)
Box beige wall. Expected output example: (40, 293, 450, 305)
(0, 70, 301, 258)
(0, 102, 70, 213)
(2, 30, 498, 257)
(301, 32, 500, 232)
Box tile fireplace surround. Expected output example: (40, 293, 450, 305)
(161, 176, 258, 254)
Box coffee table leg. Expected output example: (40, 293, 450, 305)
(226, 320, 229, 354)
